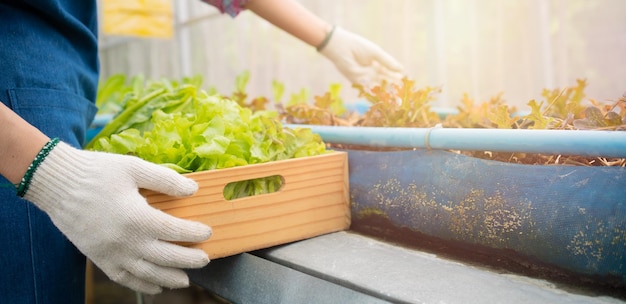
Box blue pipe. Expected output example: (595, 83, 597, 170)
(286, 124, 626, 158)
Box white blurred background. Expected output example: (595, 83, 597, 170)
(98, 0, 626, 109)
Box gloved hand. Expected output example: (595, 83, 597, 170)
(20, 140, 212, 294)
(318, 26, 404, 86)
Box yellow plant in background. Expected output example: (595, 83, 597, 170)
(101, 0, 173, 39)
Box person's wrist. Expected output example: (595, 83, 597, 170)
(16, 137, 61, 197)
(316, 24, 337, 52)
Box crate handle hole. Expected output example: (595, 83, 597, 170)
(223, 175, 284, 201)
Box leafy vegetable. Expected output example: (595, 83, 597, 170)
(89, 75, 328, 199)
(573, 106, 625, 130)
(266, 76, 624, 166)
(521, 99, 556, 130)
(541, 79, 587, 120)
(95, 74, 142, 115)
(354, 78, 441, 127)
(445, 93, 518, 129)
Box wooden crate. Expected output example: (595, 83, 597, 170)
(143, 151, 350, 259)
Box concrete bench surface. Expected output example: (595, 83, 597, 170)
(188, 231, 625, 304)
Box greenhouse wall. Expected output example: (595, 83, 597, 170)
(98, 0, 626, 109)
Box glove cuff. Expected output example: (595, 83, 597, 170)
(22, 141, 95, 212)
(316, 25, 337, 52)
(16, 138, 61, 197)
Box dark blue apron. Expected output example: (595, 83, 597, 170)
(0, 1, 99, 303)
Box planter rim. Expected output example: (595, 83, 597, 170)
(287, 124, 626, 158)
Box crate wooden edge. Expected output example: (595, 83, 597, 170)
(143, 150, 351, 259)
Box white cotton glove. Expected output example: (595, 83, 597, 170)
(21, 141, 212, 295)
(319, 26, 405, 87)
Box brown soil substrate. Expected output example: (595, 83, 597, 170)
(351, 214, 626, 301)
(330, 144, 626, 167)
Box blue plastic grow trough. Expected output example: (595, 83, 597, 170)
(285, 124, 626, 292)
(345, 149, 625, 286)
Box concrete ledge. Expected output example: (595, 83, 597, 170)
(189, 232, 624, 304)
(187, 250, 387, 303)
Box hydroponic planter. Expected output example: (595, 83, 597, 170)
(345, 148, 625, 288)
(287, 123, 626, 290)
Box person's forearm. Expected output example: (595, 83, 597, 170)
(244, 0, 331, 48)
(0, 103, 49, 184)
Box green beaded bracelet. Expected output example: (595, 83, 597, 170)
(16, 138, 60, 197)
(316, 25, 337, 52)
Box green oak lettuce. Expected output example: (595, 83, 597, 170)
(87, 77, 328, 199)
